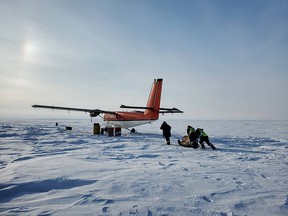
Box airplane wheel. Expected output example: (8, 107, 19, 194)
(131, 128, 136, 133)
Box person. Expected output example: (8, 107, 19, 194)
(187, 125, 199, 149)
(196, 128, 216, 150)
(160, 121, 171, 145)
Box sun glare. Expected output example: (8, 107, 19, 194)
(23, 42, 36, 55)
(21, 41, 40, 63)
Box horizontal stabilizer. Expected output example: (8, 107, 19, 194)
(159, 107, 184, 114)
(120, 105, 183, 114)
(120, 105, 153, 110)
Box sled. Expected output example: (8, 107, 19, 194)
(178, 136, 199, 149)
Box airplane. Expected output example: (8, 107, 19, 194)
(32, 78, 183, 129)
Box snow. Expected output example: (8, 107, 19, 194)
(0, 119, 288, 216)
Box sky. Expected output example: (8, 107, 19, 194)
(0, 0, 287, 120)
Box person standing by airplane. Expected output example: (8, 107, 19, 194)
(187, 125, 199, 149)
(160, 121, 171, 145)
(196, 128, 216, 150)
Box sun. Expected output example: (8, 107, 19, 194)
(22, 42, 36, 55)
(21, 41, 39, 62)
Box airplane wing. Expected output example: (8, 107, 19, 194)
(120, 105, 183, 114)
(32, 105, 116, 117)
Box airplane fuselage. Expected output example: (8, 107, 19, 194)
(103, 111, 157, 128)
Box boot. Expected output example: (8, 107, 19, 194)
(201, 143, 205, 149)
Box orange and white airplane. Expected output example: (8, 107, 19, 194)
(32, 79, 183, 128)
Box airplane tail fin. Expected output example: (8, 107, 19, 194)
(144, 78, 163, 119)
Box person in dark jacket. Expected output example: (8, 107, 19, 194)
(196, 128, 216, 150)
(187, 125, 199, 149)
(160, 121, 171, 145)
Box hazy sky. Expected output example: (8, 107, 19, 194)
(1, 0, 287, 120)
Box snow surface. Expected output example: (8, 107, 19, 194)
(0, 119, 288, 216)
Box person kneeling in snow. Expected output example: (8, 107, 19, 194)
(160, 121, 171, 145)
(187, 125, 199, 149)
(196, 128, 216, 150)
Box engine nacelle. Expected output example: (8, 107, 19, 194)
(90, 111, 100, 117)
